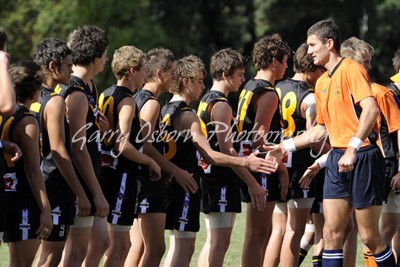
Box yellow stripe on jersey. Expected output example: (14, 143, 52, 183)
(237, 89, 254, 133)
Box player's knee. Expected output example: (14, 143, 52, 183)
(359, 233, 381, 250)
(210, 239, 230, 253)
(323, 226, 342, 244)
(147, 242, 166, 259)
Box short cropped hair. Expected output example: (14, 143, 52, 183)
(9, 61, 43, 102)
(145, 47, 175, 82)
(210, 48, 245, 81)
(67, 25, 108, 66)
(111, 46, 146, 80)
(253, 34, 291, 71)
(170, 55, 206, 94)
(307, 19, 341, 53)
(293, 43, 321, 73)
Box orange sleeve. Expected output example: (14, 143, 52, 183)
(374, 83, 400, 133)
(346, 61, 373, 104)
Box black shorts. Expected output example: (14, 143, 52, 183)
(324, 145, 385, 208)
(240, 172, 280, 202)
(3, 206, 41, 242)
(46, 202, 75, 241)
(136, 175, 167, 214)
(100, 167, 138, 226)
(201, 175, 241, 214)
(165, 178, 202, 232)
(47, 224, 70, 242)
(311, 170, 325, 214)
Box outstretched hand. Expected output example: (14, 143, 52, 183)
(246, 150, 278, 174)
(263, 144, 285, 164)
(299, 162, 321, 188)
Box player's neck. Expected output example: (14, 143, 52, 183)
(72, 65, 95, 85)
(210, 80, 229, 97)
(142, 82, 161, 98)
(117, 79, 135, 92)
(254, 69, 275, 86)
(325, 54, 343, 76)
(170, 93, 190, 105)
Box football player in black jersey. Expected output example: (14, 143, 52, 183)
(32, 37, 91, 267)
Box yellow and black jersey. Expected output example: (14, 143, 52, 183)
(197, 90, 239, 180)
(134, 89, 165, 155)
(60, 75, 101, 178)
(237, 78, 282, 145)
(160, 101, 202, 176)
(30, 87, 74, 205)
(275, 79, 313, 138)
(275, 79, 316, 172)
(99, 85, 145, 175)
(0, 105, 38, 209)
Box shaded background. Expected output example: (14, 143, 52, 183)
(1, 0, 400, 107)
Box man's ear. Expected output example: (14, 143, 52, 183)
(48, 61, 57, 73)
(222, 71, 229, 80)
(326, 38, 335, 50)
(182, 77, 188, 87)
(155, 68, 162, 80)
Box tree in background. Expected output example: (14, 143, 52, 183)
(1, 0, 400, 91)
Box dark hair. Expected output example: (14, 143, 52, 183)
(67, 25, 108, 66)
(253, 34, 291, 71)
(145, 47, 175, 82)
(9, 61, 43, 102)
(293, 43, 320, 73)
(34, 38, 71, 71)
(210, 48, 245, 81)
(0, 29, 7, 51)
(307, 19, 341, 53)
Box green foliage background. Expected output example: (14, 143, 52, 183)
(1, 0, 400, 95)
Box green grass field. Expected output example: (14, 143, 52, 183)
(0, 204, 368, 266)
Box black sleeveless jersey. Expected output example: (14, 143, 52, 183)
(30, 87, 74, 205)
(237, 79, 283, 145)
(134, 89, 165, 155)
(59, 76, 101, 179)
(275, 79, 315, 167)
(160, 101, 202, 177)
(380, 115, 398, 158)
(197, 90, 239, 179)
(99, 85, 146, 175)
(0, 105, 39, 209)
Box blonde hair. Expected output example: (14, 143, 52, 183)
(111, 45, 146, 80)
(340, 37, 375, 64)
(170, 55, 206, 94)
